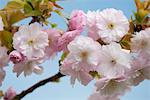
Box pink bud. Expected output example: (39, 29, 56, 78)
(68, 10, 86, 31)
(4, 87, 16, 100)
(9, 50, 24, 64)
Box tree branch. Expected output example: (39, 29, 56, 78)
(12, 72, 65, 100)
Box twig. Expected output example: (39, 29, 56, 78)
(12, 72, 65, 100)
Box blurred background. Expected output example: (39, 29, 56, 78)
(0, 0, 150, 100)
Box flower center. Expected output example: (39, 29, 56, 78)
(108, 23, 114, 30)
(111, 59, 117, 65)
(27, 39, 34, 45)
(107, 80, 117, 90)
(80, 51, 88, 60)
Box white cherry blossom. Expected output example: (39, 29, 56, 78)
(95, 76, 130, 96)
(96, 8, 129, 43)
(98, 43, 131, 78)
(67, 36, 101, 66)
(13, 23, 49, 60)
(131, 28, 150, 54)
(61, 36, 101, 85)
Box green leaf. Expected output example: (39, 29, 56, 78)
(0, 31, 13, 50)
(120, 34, 132, 50)
(24, 1, 42, 17)
(60, 52, 68, 61)
(54, 9, 63, 16)
(25, 10, 42, 16)
(0, 9, 26, 27)
(24, 3, 33, 14)
(0, 13, 9, 28)
(0, 0, 26, 26)
(50, 23, 57, 28)
(26, 0, 42, 9)
(11, 10, 26, 25)
(4, 0, 25, 10)
(59, 52, 68, 66)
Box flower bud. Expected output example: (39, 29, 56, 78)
(9, 50, 24, 64)
(4, 87, 16, 100)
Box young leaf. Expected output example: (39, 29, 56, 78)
(120, 34, 132, 50)
(0, 31, 13, 50)
(4, 0, 25, 10)
(9, 9, 26, 25)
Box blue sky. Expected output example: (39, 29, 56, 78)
(0, 0, 150, 100)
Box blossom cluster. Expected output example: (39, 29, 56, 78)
(60, 8, 150, 100)
(0, 10, 86, 84)
(0, 7, 149, 100)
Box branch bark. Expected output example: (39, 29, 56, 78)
(12, 72, 65, 100)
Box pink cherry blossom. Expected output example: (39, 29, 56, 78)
(95, 76, 130, 96)
(58, 30, 81, 51)
(0, 16, 4, 31)
(67, 36, 101, 66)
(98, 43, 131, 78)
(68, 10, 86, 31)
(96, 8, 129, 43)
(9, 50, 25, 64)
(4, 87, 16, 100)
(13, 59, 43, 77)
(44, 29, 62, 58)
(128, 52, 150, 86)
(131, 28, 150, 54)
(13, 23, 49, 60)
(60, 59, 93, 86)
(60, 36, 101, 85)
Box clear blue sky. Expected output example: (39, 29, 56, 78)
(0, 0, 150, 100)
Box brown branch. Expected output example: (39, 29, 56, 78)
(12, 72, 65, 100)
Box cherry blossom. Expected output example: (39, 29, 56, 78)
(13, 59, 43, 77)
(69, 10, 86, 31)
(4, 87, 16, 100)
(9, 50, 25, 64)
(60, 59, 93, 86)
(0, 0, 149, 99)
(98, 43, 131, 78)
(131, 28, 150, 54)
(67, 36, 101, 66)
(60, 36, 101, 85)
(128, 52, 150, 86)
(95, 76, 130, 96)
(13, 23, 49, 60)
(96, 8, 129, 43)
